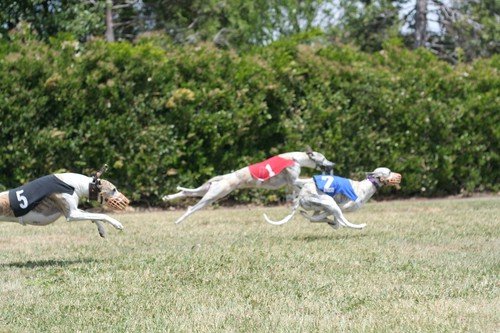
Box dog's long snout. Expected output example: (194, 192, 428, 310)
(391, 172, 402, 183)
(105, 192, 130, 210)
(387, 173, 402, 188)
(320, 160, 335, 173)
(324, 160, 335, 167)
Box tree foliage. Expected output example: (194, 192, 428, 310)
(0, 1, 104, 41)
(429, 0, 499, 62)
(0, 33, 498, 204)
(333, 0, 404, 52)
(140, 0, 331, 47)
(1, 1, 497, 62)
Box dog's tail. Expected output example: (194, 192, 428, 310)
(263, 200, 299, 226)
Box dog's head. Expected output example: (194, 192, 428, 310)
(88, 164, 130, 210)
(97, 179, 130, 210)
(305, 147, 335, 173)
(366, 167, 402, 189)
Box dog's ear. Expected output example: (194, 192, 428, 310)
(91, 164, 108, 184)
(96, 164, 108, 179)
(305, 146, 313, 154)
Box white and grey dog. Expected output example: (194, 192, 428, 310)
(163, 149, 334, 224)
(264, 167, 402, 229)
(0, 165, 130, 237)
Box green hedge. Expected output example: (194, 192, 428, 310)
(0, 32, 498, 204)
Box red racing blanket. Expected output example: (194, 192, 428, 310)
(248, 156, 295, 181)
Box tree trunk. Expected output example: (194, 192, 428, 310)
(105, 0, 115, 42)
(414, 0, 427, 48)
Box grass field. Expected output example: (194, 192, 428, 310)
(1, 197, 499, 332)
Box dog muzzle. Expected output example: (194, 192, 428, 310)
(104, 193, 130, 210)
(384, 173, 402, 188)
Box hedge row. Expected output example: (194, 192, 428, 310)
(0, 32, 498, 204)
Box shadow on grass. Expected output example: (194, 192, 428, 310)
(1, 258, 99, 269)
(292, 231, 369, 242)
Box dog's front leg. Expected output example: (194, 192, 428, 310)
(341, 199, 364, 212)
(325, 217, 340, 229)
(319, 195, 366, 229)
(93, 221, 107, 238)
(331, 208, 366, 229)
(67, 209, 124, 230)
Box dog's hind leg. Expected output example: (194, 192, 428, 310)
(174, 180, 235, 224)
(326, 218, 340, 229)
(300, 210, 329, 222)
(162, 182, 212, 201)
(329, 206, 366, 229)
(314, 195, 366, 229)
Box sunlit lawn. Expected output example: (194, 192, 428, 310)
(1, 197, 499, 332)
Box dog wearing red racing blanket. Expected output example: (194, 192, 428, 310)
(163, 148, 334, 224)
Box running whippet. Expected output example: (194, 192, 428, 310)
(0, 165, 129, 237)
(163, 148, 334, 224)
(264, 167, 402, 229)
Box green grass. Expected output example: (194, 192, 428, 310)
(1, 197, 499, 332)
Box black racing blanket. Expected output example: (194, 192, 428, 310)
(8, 175, 75, 217)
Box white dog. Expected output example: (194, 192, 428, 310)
(0, 165, 129, 237)
(163, 149, 335, 224)
(264, 167, 402, 229)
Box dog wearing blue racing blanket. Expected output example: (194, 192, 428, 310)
(263, 167, 402, 229)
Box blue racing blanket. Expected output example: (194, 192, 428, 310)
(8, 175, 75, 217)
(313, 175, 358, 201)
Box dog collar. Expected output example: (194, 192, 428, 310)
(367, 176, 381, 190)
(88, 165, 108, 203)
(88, 181, 102, 202)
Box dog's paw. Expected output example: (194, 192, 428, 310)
(108, 219, 124, 230)
(98, 229, 106, 238)
(327, 221, 340, 229)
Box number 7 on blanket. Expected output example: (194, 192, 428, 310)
(321, 176, 334, 191)
(313, 174, 359, 201)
